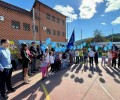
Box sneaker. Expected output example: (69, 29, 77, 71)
(1, 94, 8, 100)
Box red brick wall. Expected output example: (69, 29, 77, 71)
(34, 2, 66, 42)
(0, 7, 40, 40)
(0, 2, 66, 42)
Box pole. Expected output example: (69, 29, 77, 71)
(67, 22, 68, 42)
(74, 28, 75, 47)
(33, 8, 36, 42)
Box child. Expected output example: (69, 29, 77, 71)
(83, 49, 88, 65)
(62, 52, 67, 68)
(66, 50, 70, 66)
(40, 54, 47, 80)
(54, 52, 61, 71)
(59, 52, 62, 68)
(75, 49, 79, 64)
(49, 51, 55, 74)
(79, 49, 83, 64)
(112, 50, 117, 67)
(101, 50, 107, 66)
(118, 49, 120, 68)
(107, 50, 112, 67)
(88, 49, 94, 66)
(45, 49, 50, 75)
(94, 50, 99, 66)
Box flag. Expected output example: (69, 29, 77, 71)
(67, 30, 75, 49)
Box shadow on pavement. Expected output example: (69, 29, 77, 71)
(11, 80, 44, 100)
(102, 65, 115, 78)
(99, 77, 105, 83)
(75, 64, 83, 73)
(40, 66, 71, 100)
(70, 64, 78, 72)
(109, 67, 120, 78)
(70, 74, 75, 79)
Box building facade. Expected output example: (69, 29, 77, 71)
(0, 0, 66, 42)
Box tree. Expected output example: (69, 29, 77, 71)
(86, 38, 93, 44)
(93, 29, 107, 42)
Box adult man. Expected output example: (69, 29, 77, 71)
(112, 44, 118, 51)
(30, 42, 37, 73)
(0, 39, 15, 100)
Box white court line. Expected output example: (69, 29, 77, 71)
(99, 83, 116, 100)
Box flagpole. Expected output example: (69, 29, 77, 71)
(74, 28, 75, 47)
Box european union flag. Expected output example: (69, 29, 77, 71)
(67, 30, 75, 49)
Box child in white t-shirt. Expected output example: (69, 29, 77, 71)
(49, 51, 55, 74)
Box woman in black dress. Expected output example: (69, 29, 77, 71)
(21, 44, 31, 84)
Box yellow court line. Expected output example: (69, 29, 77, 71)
(41, 84, 50, 100)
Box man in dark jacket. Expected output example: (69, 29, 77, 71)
(112, 44, 118, 51)
(30, 42, 37, 73)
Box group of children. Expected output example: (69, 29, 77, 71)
(40, 49, 64, 80)
(39, 48, 120, 80)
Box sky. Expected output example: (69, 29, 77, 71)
(2, 0, 120, 41)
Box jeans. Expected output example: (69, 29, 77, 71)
(89, 57, 93, 65)
(112, 58, 116, 67)
(31, 58, 36, 72)
(0, 68, 13, 96)
(101, 56, 106, 65)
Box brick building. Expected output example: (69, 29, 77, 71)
(0, 0, 66, 43)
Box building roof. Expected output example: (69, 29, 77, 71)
(0, 0, 32, 16)
(33, 0, 66, 18)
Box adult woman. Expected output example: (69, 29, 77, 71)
(21, 44, 31, 84)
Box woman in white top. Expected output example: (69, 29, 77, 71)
(45, 49, 50, 66)
(107, 50, 112, 67)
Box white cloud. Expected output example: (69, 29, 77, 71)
(101, 22, 106, 25)
(54, 5, 78, 22)
(105, 0, 120, 13)
(111, 16, 120, 25)
(79, 0, 103, 19)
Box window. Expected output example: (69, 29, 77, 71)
(52, 16, 55, 22)
(52, 30, 56, 35)
(23, 23, 30, 31)
(46, 13, 51, 20)
(62, 32, 65, 36)
(57, 31, 60, 36)
(11, 20, 20, 29)
(57, 18, 60, 23)
(62, 20, 65, 25)
(46, 28, 51, 34)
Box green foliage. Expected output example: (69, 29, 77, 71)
(86, 30, 120, 43)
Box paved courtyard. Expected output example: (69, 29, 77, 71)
(1, 59, 120, 100)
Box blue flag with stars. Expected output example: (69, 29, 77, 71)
(67, 30, 75, 49)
